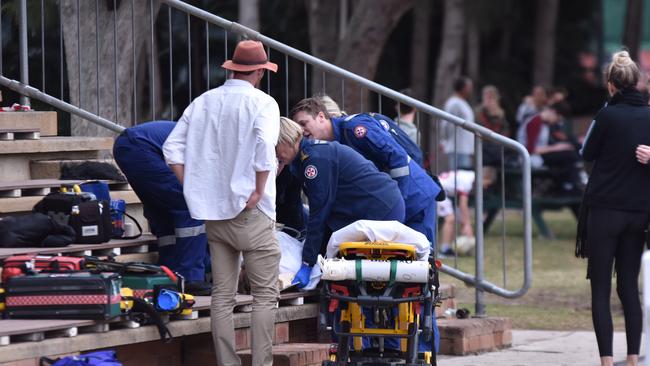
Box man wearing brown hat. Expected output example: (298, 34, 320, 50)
(163, 40, 280, 366)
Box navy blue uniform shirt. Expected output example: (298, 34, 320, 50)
(290, 139, 403, 265)
(331, 114, 440, 220)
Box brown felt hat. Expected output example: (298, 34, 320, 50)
(221, 40, 278, 73)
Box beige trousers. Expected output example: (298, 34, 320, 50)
(206, 208, 280, 366)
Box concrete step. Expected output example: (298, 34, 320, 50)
(30, 159, 119, 180)
(238, 343, 331, 366)
(438, 317, 512, 355)
(0, 111, 57, 136)
(0, 136, 112, 155)
(0, 136, 114, 181)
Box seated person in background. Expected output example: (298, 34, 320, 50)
(516, 85, 547, 128)
(393, 88, 420, 145)
(291, 98, 440, 247)
(276, 117, 405, 289)
(437, 169, 494, 257)
(113, 121, 210, 295)
(476, 85, 510, 167)
(518, 101, 583, 196)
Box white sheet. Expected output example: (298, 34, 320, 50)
(325, 220, 431, 261)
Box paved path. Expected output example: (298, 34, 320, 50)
(439, 330, 646, 366)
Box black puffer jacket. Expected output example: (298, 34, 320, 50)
(581, 88, 650, 212)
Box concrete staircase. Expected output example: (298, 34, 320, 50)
(0, 110, 146, 229)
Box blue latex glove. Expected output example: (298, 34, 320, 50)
(292, 262, 312, 289)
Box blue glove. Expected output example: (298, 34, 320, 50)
(292, 262, 312, 289)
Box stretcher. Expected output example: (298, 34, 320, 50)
(319, 241, 440, 366)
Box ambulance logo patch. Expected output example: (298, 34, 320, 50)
(380, 120, 390, 131)
(304, 165, 318, 179)
(354, 125, 367, 138)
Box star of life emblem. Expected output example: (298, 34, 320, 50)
(304, 165, 318, 179)
(354, 125, 367, 138)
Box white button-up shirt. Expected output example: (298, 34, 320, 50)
(163, 79, 280, 221)
(442, 95, 476, 155)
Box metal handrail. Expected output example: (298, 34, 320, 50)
(0, 76, 124, 133)
(159, 0, 532, 308)
(6, 0, 532, 314)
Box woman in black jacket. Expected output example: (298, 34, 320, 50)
(578, 51, 650, 366)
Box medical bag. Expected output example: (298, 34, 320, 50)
(5, 272, 122, 320)
(1, 254, 86, 283)
(69, 200, 112, 244)
(39, 350, 123, 366)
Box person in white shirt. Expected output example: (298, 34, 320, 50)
(437, 168, 495, 256)
(163, 40, 280, 366)
(442, 77, 476, 170)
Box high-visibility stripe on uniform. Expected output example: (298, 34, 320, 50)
(389, 156, 412, 178)
(175, 224, 206, 238)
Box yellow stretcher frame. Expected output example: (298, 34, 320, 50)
(333, 241, 425, 355)
(338, 242, 418, 261)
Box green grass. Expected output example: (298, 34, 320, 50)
(441, 208, 627, 331)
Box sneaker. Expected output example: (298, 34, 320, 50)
(438, 247, 456, 258)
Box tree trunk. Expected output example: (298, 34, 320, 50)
(61, 0, 161, 136)
(238, 0, 259, 30)
(410, 0, 432, 101)
(465, 4, 480, 84)
(307, 0, 340, 96)
(532, 0, 559, 88)
(334, 0, 414, 113)
(432, 0, 464, 109)
(623, 0, 644, 60)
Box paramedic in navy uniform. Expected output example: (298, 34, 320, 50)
(113, 120, 210, 295)
(276, 117, 405, 288)
(578, 51, 650, 366)
(290, 98, 441, 249)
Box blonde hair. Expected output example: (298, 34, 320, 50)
(278, 117, 303, 146)
(606, 51, 640, 89)
(482, 85, 500, 100)
(315, 94, 345, 118)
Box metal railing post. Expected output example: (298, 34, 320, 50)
(474, 136, 486, 317)
(18, 0, 29, 106)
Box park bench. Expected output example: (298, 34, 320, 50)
(481, 167, 582, 239)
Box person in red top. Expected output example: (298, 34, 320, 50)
(519, 102, 582, 196)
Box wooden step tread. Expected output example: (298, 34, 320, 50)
(0, 303, 320, 362)
(0, 111, 56, 137)
(0, 136, 113, 155)
(0, 234, 156, 260)
(0, 190, 140, 214)
(0, 179, 129, 192)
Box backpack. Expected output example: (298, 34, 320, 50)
(344, 113, 425, 167)
(40, 351, 122, 366)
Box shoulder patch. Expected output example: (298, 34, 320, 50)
(353, 125, 367, 138)
(304, 165, 318, 179)
(379, 120, 390, 131)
